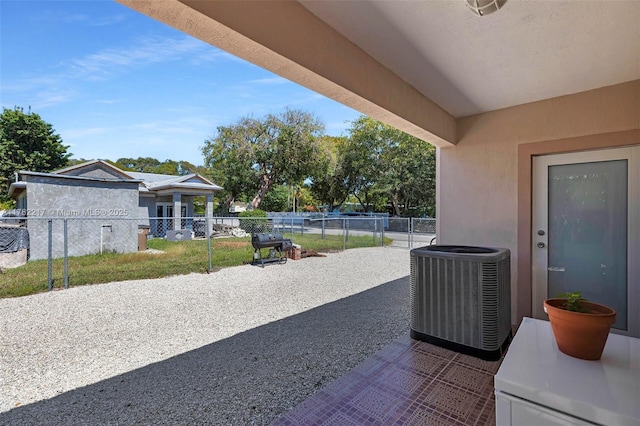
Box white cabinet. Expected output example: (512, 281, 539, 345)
(496, 391, 594, 426)
(494, 318, 640, 426)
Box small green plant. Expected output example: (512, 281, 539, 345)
(558, 291, 590, 313)
(0, 198, 16, 210)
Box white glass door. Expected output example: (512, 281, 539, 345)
(532, 147, 639, 336)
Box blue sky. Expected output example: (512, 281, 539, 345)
(0, 1, 361, 166)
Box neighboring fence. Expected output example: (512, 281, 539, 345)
(0, 214, 436, 291)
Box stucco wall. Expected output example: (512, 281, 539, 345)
(437, 80, 640, 323)
(25, 176, 139, 260)
(139, 196, 156, 220)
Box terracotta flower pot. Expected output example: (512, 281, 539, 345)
(544, 298, 616, 361)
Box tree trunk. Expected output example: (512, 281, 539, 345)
(328, 201, 344, 213)
(403, 197, 410, 216)
(391, 193, 401, 217)
(251, 175, 272, 208)
(225, 195, 235, 211)
(353, 194, 366, 212)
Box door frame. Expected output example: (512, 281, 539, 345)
(530, 147, 638, 334)
(516, 130, 639, 326)
(156, 202, 174, 236)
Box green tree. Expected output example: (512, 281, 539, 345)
(309, 136, 351, 212)
(201, 124, 258, 210)
(114, 157, 204, 176)
(155, 160, 182, 175)
(66, 158, 92, 167)
(155, 160, 202, 176)
(0, 107, 70, 205)
(381, 132, 436, 217)
(111, 157, 213, 214)
(343, 116, 436, 216)
(202, 108, 326, 209)
(114, 157, 161, 173)
(342, 116, 390, 212)
(295, 185, 318, 212)
(260, 184, 289, 212)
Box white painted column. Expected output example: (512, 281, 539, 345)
(173, 192, 181, 230)
(206, 193, 213, 234)
(206, 194, 213, 218)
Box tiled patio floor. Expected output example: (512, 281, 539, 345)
(273, 335, 503, 425)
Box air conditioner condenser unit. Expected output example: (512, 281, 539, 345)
(410, 245, 512, 361)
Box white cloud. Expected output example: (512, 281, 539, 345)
(30, 88, 78, 109)
(32, 9, 127, 27)
(62, 127, 111, 139)
(32, 11, 89, 24)
(0, 76, 61, 93)
(94, 99, 124, 105)
(90, 14, 128, 27)
(66, 36, 218, 80)
(4, 34, 225, 109)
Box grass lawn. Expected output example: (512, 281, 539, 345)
(0, 233, 390, 298)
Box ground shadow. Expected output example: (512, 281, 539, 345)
(1, 276, 410, 425)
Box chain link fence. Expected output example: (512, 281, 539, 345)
(1, 213, 435, 292)
(0, 212, 29, 270)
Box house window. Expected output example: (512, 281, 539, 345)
(16, 195, 26, 210)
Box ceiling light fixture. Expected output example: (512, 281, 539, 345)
(466, 0, 507, 16)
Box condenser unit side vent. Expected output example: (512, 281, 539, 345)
(410, 245, 511, 361)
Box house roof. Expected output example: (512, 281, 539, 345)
(116, 0, 640, 147)
(9, 160, 222, 197)
(18, 170, 141, 184)
(127, 171, 223, 193)
(54, 160, 133, 179)
(7, 181, 26, 199)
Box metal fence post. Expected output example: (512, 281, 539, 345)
(48, 219, 53, 291)
(64, 218, 69, 289)
(345, 218, 349, 242)
(206, 216, 212, 273)
(321, 214, 325, 239)
(373, 217, 377, 245)
(409, 217, 413, 248)
(343, 218, 346, 251)
(381, 217, 385, 246)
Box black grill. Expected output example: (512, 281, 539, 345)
(251, 233, 293, 267)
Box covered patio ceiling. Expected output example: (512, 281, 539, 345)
(116, 0, 639, 147)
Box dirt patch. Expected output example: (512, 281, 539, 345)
(301, 249, 326, 258)
(216, 241, 251, 249)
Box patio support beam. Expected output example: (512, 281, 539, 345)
(115, 0, 456, 147)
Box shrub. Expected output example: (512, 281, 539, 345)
(239, 209, 267, 218)
(238, 209, 272, 234)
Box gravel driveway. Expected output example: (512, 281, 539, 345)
(0, 246, 410, 425)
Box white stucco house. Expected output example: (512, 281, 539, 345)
(8, 160, 223, 259)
